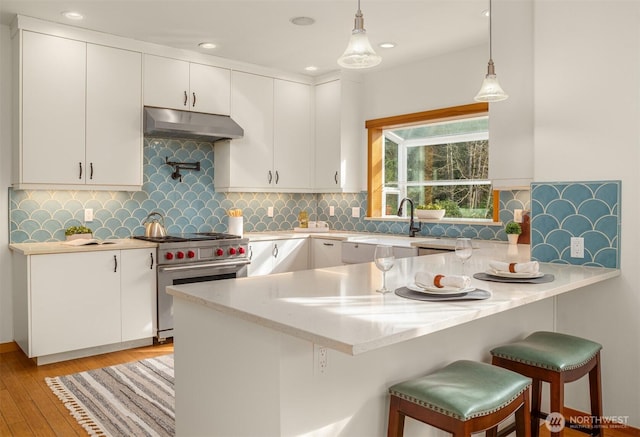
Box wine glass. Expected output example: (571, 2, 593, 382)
(455, 238, 473, 273)
(374, 245, 395, 294)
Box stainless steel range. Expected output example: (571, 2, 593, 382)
(134, 232, 250, 342)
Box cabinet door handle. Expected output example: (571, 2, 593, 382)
(90, 162, 94, 180)
(79, 162, 83, 179)
(192, 92, 196, 107)
(114, 255, 118, 273)
(150, 252, 154, 269)
(183, 90, 188, 106)
(275, 171, 279, 184)
(323, 242, 334, 247)
(248, 245, 253, 260)
(334, 171, 338, 184)
(272, 243, 279, 258)
(268, 170, 273, 184)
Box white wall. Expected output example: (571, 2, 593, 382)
(362, 0, 639, 425)
(0, 24, 14, 343)
(533, 0, 640, 423)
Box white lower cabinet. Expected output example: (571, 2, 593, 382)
(15, 248, 156, 360)
(121, 249, 157, 342)
(311, 238, 343, 268)
(247, 239, 309, 277)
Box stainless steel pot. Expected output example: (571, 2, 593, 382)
(143, 212, 167, 238)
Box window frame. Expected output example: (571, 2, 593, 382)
(366, 102, 498, 219)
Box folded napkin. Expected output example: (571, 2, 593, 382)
(415, 272, 471, 290)
(488, 260, 539, 273)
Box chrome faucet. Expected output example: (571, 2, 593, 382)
(397, 198, 422, 237)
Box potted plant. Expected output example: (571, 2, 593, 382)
(505, 221, 522, 245)
(415, 203, 446, 220)
(65, 225, 93, 241)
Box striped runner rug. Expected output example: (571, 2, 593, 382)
(45, 354, 174, 437)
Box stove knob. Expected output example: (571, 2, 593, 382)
(176, 251, 185, 259)
(187, 250, 196, 259)
(238, 247, 246, 255)
(216, 248, 224, 257)
(229, 247, 237, 255)
(165, 252, 174, 260)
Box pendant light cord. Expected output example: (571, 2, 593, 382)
(489, 0, 493, 61)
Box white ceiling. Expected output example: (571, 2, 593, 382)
(0, 0, 488, 77)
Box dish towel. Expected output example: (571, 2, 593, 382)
(415, 272, 471, 289)
(488, 260, 539, 273)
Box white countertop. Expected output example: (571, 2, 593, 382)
(168, 244, 620, 355)
(9, 238, 157, 255)
(246, 230, 473, 249)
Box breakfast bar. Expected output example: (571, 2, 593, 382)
(168, 243, 619, 437)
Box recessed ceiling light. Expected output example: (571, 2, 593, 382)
(61, 11, 83, 20)
(305, 66, 318, 72)
(198, 42, 217, 49)
(379, 42, 396, 49)
(290, 16, 315, 26)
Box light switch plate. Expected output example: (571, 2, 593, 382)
(84, 208, 93, 222)
(329, 206, 335, 217)
(351, 207, 359, 218)
(570, 237, 584, 258)
(267, 206, 274, 218)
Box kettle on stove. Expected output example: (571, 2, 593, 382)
(143, 212, 167, 238)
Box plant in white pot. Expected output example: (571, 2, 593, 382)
(415, 203, 446, 220)
(65, 225, 93, 241)
(505, 222, 522, 245)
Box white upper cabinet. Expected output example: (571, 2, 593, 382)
(314, 78, 363, 192)
(143, 55, 230, 115)
(86, 44, 142, 187)
(273, 79, 313, 190)
(14, 31, 143, 190)
(215, 72, 313, 192)
(20, 31, 86, 186)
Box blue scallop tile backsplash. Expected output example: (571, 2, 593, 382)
(530, 181, 621, 268)
(9, 137, 570, 246)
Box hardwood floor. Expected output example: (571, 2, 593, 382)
(0, 342, 173, 436)
(1, 342, 637, 437)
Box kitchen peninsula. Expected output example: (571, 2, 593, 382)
(169, 244, 618, 437)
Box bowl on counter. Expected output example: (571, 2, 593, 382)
(416, 209, 445, 220)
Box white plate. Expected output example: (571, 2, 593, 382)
(408, 283, 475, 295)
(486, 269, 544, 279)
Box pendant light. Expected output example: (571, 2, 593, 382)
(337, 0, 381, 69)
(474, 0, 508, 102)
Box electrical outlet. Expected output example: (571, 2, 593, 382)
(314, 344, 328, 375)
(514, 209, 523, 223)
(571, 237, 584, 258)
(84, 208, 93, 222)
(351, 207, 359, 218)
(267, 206, 274, 217)
(329, 206, 335, 217)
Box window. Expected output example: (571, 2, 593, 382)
(366, 103, 495, 220)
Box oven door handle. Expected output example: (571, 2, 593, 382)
(158, 259, 251, 273)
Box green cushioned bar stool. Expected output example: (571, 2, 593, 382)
(387, 360, 532, 437)
(491, 331, 603, 437)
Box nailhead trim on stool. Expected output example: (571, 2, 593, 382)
(490, 331, 603, 437)
(387, 360, 532, 437)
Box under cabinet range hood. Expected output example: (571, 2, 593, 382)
(143, 107, 244, 142)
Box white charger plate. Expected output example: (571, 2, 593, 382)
(486, 269, 544, 279)
(407, 283, 475, 295)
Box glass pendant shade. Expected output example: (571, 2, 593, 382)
(337, 2, 381, 69)
(474, 60, 508, 102)
(338, 30, 381, 68)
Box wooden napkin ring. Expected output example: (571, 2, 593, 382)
(509, 263, 517, 273)
(433, 274, 445, 288)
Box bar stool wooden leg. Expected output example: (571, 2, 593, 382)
(589, 354, 603, 427)
(531, 379, 543, 437)
(387, 396, 405, 437)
